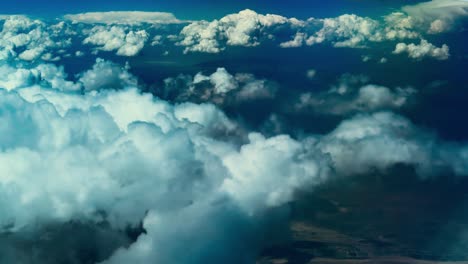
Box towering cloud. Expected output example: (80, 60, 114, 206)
(178, 9, 303, 53)
(403, 0, 468, 33)
(393, 39, 450, 60)
(83, 26, 149, 56)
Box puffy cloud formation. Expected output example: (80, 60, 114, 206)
(178, 9, 303, 53)
(0, 59, 320, 263)
(0, 15, 71, 61)
(393, 39, 450, 60)
(0, 57, 136, 93)
(0, 61, 80, 92)
(306, 69, 317, 79)
(318, 112, 468, 177)
(0, 5, 466, 264)
(175, 2, 463, 57)
(78, 58, 138, 91)
(0, 6, 462, 60)
(161, 67, 278, 105)
(403, 0, 468, 33)
(64, 11, 182, 25)
(1, 55, 468, 263)
(281, 12, 420, 49)
(295, 75, 416, 115)
(83, 26, 149, 56)
(304, 14, 383, 48)
(173, 7, 423, 54)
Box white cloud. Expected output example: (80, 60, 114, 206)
(318, 112, 468, 177)
(78, 58, 138, 92)
(393, 39, 450, 60)
(1, 56, 468, 263)
(403, 0, 468, 33)
(305, 14, 382, 48)
(83, 26, 148, 56)
(295, 75, 416, 115)
(162, 68, 277, 104)
(64, 11, 182, 25)
(0, 15, 71, 61)
(279, 32, 306, 48)
(306, 69, 317, 79)
(178, 9, 302, 53)
(0, 61, 80, 92)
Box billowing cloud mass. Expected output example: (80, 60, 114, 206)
(83, 26, 149, 56)
(178, 9, 303, 53)
(78, 58, 138, 91)
(393, 39, 450, 60)
(0, 54, 467, 263)
(403, 0, 468, 33)
(0, 3, 464, 59)
(0, 15, 72, 61)
(0, 1, 466, 263)
(64, 11, 182, 25)
(160, 67, 278, 105)
(295, 74, 416, 115)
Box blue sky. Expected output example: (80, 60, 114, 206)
(6, 0, 426, 19)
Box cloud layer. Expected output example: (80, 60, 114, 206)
(0, 55, 467, 263)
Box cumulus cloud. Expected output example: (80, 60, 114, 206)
(0, 15, 71, 61)
(83, 26, 148, 56)
(403, 0, 468, 33)
(64, 11, 182, 25)
(160, 67, 278, 105)
(0, 61, 80, 92)
(178, 9, 303, 53)
(393, 39, 450, 60)
(306, 69, 317, 79)
(279, 12, 420, 49)
(0, 8, 461, 60)
(319, 112, 468, 177)
(77, 58, 138, 92)
(0, 7, 467, 264)
(295, 75, 416, 115)
(1, 55, 468, 263)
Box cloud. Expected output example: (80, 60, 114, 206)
(403, 0, 468, 33)
(1, 55, 468, 263)
(393, 39, 450, 60)
(160, 67, 277, 105)
(306, 69, 317, 79)
(305, 14, 383, 48)
(0, 61, 80, 92)
(0, 7, 466, 264)
(0, 15, 71, 61)
(280, 32, 307, 48)
(280, 12, 419, 49)
(178, 9, 303, 53)
(78, 58, 138, 92)
(83, 26, 148, 56)
(318, 112, 468, 177)
(295, 74, 416, 115)
(64, 11, 182, 25)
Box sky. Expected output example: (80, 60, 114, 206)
(5, 0, 427, 19)
(0, 0, 468, 263)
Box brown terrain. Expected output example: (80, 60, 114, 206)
(258, 166, 468, 264)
